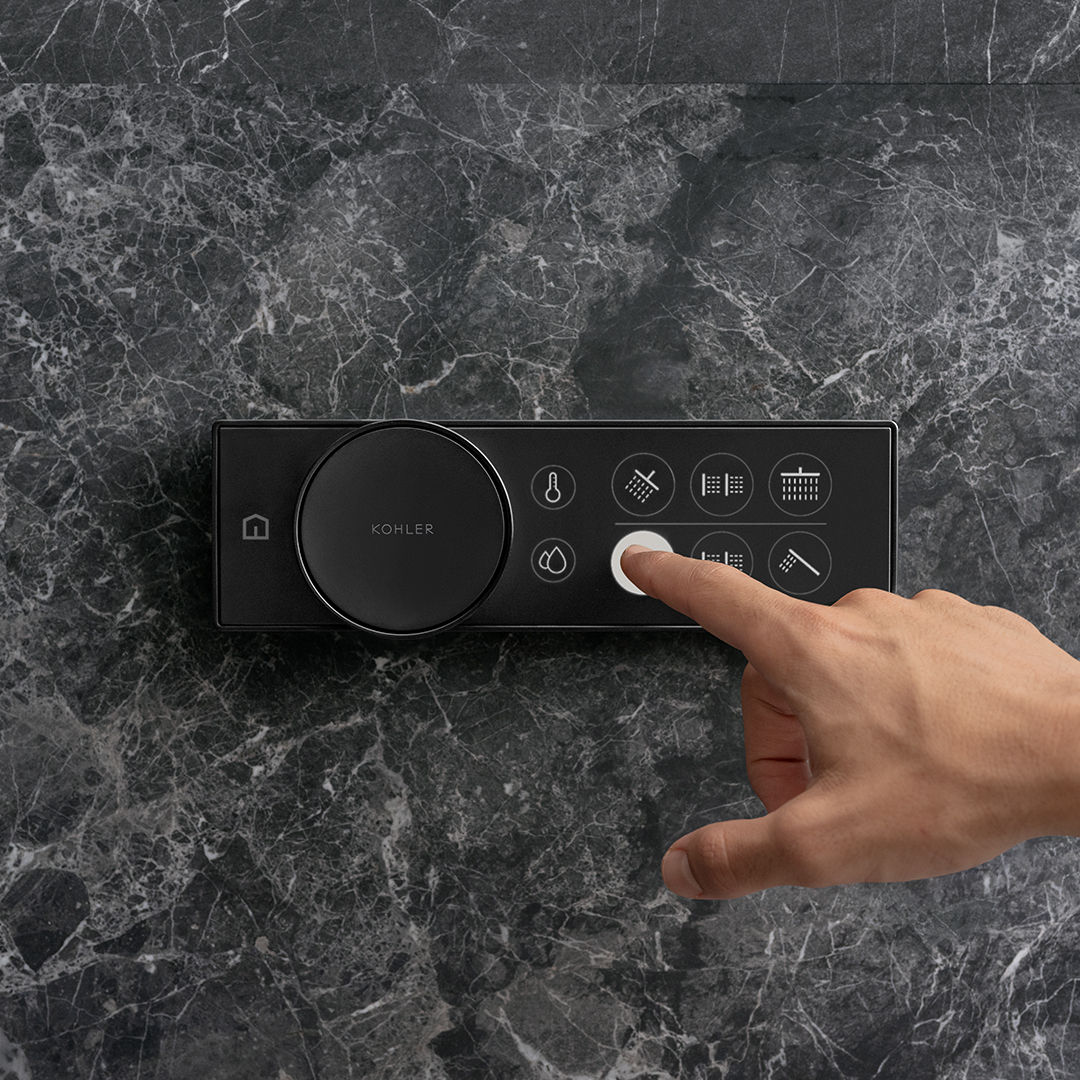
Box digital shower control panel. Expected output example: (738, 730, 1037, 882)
(213, 419, 897, 638)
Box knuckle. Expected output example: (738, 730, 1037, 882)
(979, 603, 1031, 629)
(834, 587, 876, 605)
(770, 810, 830, 888)
(834, 586, 901, 608)
(912, 587, 965, 604)
(693, 828, 741, 897)
(794, 600, 842, 648)
(680, 558, 730, 623)
(682, 554, 719, 592)
(792, 598, 838, 642)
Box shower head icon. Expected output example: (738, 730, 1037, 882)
(778, 547, 820, 576)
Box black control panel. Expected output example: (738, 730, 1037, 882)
(213, 419, 898, 638)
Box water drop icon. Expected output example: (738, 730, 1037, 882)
(544, 471, 561, 503)
(538, 545, 567, 575)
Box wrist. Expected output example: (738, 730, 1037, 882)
(1034, 682, 1080, 838)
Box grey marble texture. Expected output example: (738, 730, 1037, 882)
(3, 73, 1080, 1080)
(6, 0, 1080, 84)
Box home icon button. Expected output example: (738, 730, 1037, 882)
(242, 514, 270, 541)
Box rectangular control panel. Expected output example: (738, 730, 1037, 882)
(213, 420, 897, 632)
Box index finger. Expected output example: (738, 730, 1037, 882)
(620, 545, 819, 674)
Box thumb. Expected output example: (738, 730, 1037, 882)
(662, 793, 845, 899)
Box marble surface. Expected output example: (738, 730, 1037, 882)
(4, 31, 1080, 1080)
(8, 0, 1080, 83)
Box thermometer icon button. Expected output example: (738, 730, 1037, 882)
(531, 465, 576, 509)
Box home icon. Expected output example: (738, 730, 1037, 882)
(241, 514, 270, 541)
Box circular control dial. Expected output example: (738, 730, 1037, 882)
(295, 421, 511, 637)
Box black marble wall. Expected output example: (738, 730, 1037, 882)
(3, 5, 1080, 1079)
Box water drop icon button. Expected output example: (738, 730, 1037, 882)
(539, 545, 566, 574)
(532, 538, 576, 583)
(531, 465, 576, 509)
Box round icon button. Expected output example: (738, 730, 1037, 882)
(690, 453, 753, 516)
(769, 453, 832, 516)
(532, 538, 576, 583)
(689, 531, 753, 577)
(611, 453, 675, 517)
(767, 532, 831, 595)
(610, 530, 673, 595)
(531, 465, 576, 509)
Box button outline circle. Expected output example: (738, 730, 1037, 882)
(768, 453, 833, 517)
(611, 453, 675, 517)
(531, 537, 576, 583)
(530, 464, 576, 510)
(767, 531, 832, 595)
(689, 452, 754, 517)
(689, 530, 754, 577)
(610, 530, 673, 595)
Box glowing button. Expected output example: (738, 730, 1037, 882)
(610, 530, 674, 596)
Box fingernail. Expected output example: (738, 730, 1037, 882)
(662, 847, 703, 899)
(623, 544, 651, 556)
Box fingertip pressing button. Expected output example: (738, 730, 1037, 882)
(611, 530, 674, 595)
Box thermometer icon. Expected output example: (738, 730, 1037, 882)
(532, 466, 574, 509)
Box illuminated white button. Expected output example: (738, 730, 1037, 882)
(611, 530, 674, 596)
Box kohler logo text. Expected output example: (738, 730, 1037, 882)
(371, 522, 435, 536)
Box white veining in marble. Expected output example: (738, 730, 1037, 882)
(2, 80, 1080, 1077)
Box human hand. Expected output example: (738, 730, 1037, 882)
(620, 545, 1080, 900)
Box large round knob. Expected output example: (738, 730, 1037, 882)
(295, 420, 511, 637)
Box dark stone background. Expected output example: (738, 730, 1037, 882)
(3, 6, 1080, 1079)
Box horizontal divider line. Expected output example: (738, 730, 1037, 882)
(613, 522, 827, 526)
